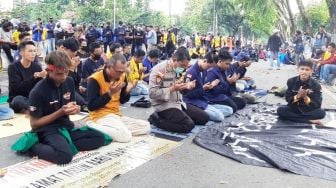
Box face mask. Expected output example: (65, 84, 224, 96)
(81, 46, 88, 52)
(174, 67, 185, 75)
(93, 54, 101, 61)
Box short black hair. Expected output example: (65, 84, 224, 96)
(45, 51, 72, 69)
(88, 42, 101, 53)
(62, 38, 79, 52)
(328, 42, 336, 49)
(18, 32, 31, 40)
(203, 52, 218, 64)
(298, 60, 313, 69)
(110, 43, 122, 53)
(1, 21, 13, 30)
(18, 41, 35, 52)
(218, 48, 233, 61)
(148, 49, 160, 58)
(56, 39, 64, 47)
(134, 49, 146, 57)
(173, 46, 190, 61)
(123, 43, 131, 49)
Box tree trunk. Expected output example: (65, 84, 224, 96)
(284, 0, 295, 35)
(296, 0, 311, 33)
(326, 0, 336, 42)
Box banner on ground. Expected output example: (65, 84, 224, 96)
(0, 136, 180, 187)
(194, 103, 336, 181)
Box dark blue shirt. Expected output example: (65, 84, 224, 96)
(45, 22, 55, 39)
(142, 57, 154, 83)
(226, 62, 247, 79)
(182, 63, 208, 109)
(205, 66, 231, 102)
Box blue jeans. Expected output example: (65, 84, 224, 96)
(130, 82, 149, 96)
(0, 107, 14, 120)
(205, 104, 233, 122)
(237, 79, 255, 90)
(320, 64, 336, 82)
(46, 38, 55, 54)
(269, 51, 280, 68)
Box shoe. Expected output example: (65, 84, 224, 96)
(268, 68, 273, 70)
(148, 112, 160, 125)
(276, 68, 280, 70)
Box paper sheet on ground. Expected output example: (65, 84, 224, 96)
(0, 135, 181, 187)
(0, 113, 88, 138)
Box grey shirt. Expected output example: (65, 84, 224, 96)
(149, 60, 186, 112)
(0, 28, 12, 42)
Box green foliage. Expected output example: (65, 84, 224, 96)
(181, 0, 211, 34)
(306, 3, 330, 31)
(77, 0, 109, 24)
(295, 3, 329, 33)
(10, 0, 169, 27)
(11, 0, 63, 22)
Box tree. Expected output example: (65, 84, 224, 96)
(326, 0, 336, 36)
(181, 0, 211, 34)
(296, 0, 310, 33)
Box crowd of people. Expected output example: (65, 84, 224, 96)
(0, 17, 332, 165)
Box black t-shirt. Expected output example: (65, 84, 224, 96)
(156, 31, 163, 44)
(133, 29, 144, 44)
(8, 62, 43, 102)
(81, 58, 104, 80)
(125, 29, 133, 44)
(29, 77, 76, 132)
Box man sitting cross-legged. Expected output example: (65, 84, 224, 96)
(28, 51, 105, 165)
(277, 60, 326, 125)
(86, 54, 150, 143)
(8, 41, 47, 113)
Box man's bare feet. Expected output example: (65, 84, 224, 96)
(309, 119, 324, 126)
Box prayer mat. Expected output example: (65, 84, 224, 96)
(194, 103, 336, 181)
(0, 135, 181, 187)
(150, 125, 205, 141)
(0, 114, 31, 138)
(0, 113, 88, 138)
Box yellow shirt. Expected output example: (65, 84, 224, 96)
(200, 47, 206, 57)
(323, 51, 331, 60)
(89, 70, 126, 121)
(195, 36, 201, 47)
(42, 29, 47, 41)
(12, 31, 20, 44)
(127, 58, 143, 82)
(214, 36, 221, 48)
(106, 51, 112, 60)
(163, 33, 176, 45)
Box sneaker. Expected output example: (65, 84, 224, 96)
(276, 68, 280, 70)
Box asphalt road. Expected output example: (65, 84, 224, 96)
(1, 60, 336, 188)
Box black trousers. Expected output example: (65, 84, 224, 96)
(0, 43, 17, 63)
(156, 104, 209, 133)
(31, 129, 105, 164)
(277, 106, 326, 123)
(9, 95, 29, 113)
(213, 96, 246, 113)
(75, 91, 87, 106)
